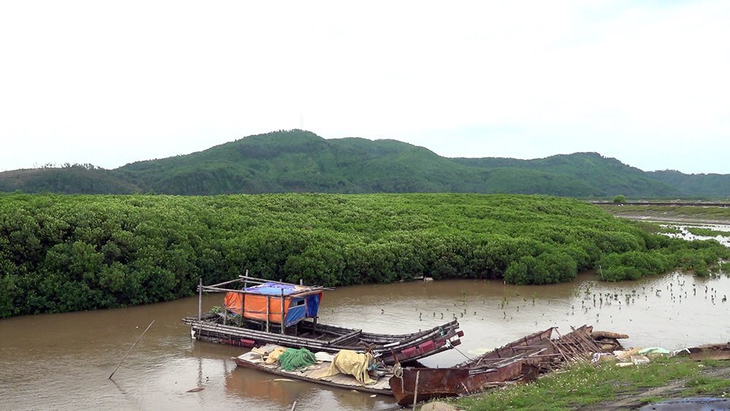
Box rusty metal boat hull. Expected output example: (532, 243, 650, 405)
(686, 343, 730, 361)
(390, 325, 618, 406)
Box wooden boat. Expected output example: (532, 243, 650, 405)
(389, 325, 625, 406)
(233, 343, 394, 397)
(683, 343, 730, 361)
(183, 275, 464, 365)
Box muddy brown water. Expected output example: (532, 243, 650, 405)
(2, 271, 729, 411)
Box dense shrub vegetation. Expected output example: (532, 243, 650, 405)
(1, 193, 727, 318)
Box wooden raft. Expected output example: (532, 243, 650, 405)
(234, 344, 394, 395)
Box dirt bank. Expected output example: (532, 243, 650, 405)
(581, 364, 730, 410)
(614, 214, 730, 226)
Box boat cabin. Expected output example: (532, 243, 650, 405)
(196, 274, 330, 334)
(223, 282, 323, 328)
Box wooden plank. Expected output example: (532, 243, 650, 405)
(328, 329, 362, 345)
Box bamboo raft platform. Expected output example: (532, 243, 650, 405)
(183, 275, 463, 364)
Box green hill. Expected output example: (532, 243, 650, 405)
(115, 130, 480, 194)
(454, 152, 680, 197)
(648, 170, 730, 198)
(0, 165, 137, 194)
(0, 129, 724, 197)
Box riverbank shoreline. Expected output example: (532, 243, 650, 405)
(616, 214, 730, 226)
(448, 353, 730, 410)
(598, 203, 730, 225)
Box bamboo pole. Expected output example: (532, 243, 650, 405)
(205, 274, 333, 292)
(198, 278, 203, 321)
(237, 274, 334, 290)
(109, 320, 155, 380)
(548, 338, 570, 363)
(266, 295, 270, 333)
(200, 285, 325, 297)
(207, 277, 248, 289)
(280, 289, 285, 335)
(412, 370, 420, 410)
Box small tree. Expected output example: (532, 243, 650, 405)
(613, 194, 626, 204)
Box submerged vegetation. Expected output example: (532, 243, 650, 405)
(1, 193, 728, 317)
(687, 227, 730, 237)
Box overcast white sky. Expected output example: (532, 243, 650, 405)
(1, 1, 729, 174)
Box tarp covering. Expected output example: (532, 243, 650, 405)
(279, 348, 317, 371)
(244, 282, 307, 296)
(285, 301, 306, 327)
(223, 290, 323, 325)
(305, 293, 321, 318)
(224, 292, 291, 323)
(265, 347, 287, 364)
(224, 292, 244, 316)
(320, 350, 375, 384)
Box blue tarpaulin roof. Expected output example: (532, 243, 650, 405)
(244, 282, 313, 296)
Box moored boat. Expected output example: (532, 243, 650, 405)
(682, 343, 730, 361)
(233, 343, 395, 397)
(183, 275, 463, 364)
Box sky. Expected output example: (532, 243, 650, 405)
(1, 1, 729, 174)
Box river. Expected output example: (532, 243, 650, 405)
(2, 270, 729, 411)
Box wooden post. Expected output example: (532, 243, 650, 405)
(241, 293, 248, 319)
(266, 295, 270, 333)
(280, 288, 285, 335)
(412, 370, 420, 410)
(198, 278, 202, 321)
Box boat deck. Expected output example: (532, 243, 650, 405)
(235, 344, 394, 395)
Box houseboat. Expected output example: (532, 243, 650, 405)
(183, 275, 463, 364)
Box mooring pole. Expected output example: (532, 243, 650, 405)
(109, 320, 155, 380)
(280, 288, 285, 335)
(412, 370, 420, 410)
(198, 277, 203, 321)
(266, 295, 270, 333)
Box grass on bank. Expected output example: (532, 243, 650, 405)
(449, 356, 730, 410)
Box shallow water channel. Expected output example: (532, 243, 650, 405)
(2, 269, 729, 411)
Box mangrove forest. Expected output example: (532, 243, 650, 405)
(1, 193, 728, 318)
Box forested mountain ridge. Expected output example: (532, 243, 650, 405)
(453, 152, 680, 198)
(0, 165, 137, 194)
(648, 169, 730, 198)
(0, 129, 725, 197)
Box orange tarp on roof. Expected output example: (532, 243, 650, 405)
(224, 292, 291, 324)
